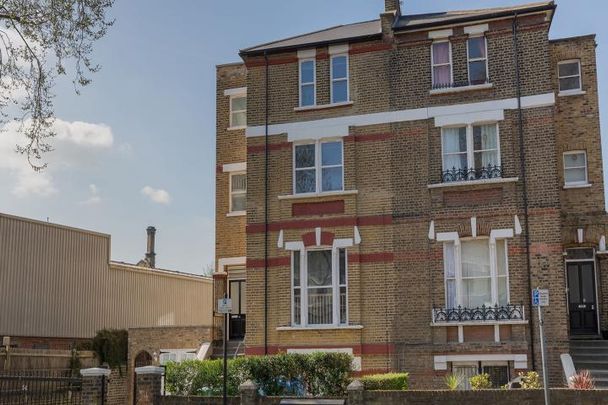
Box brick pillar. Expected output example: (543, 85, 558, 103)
(80, 367, 111, 405)
(347, 379, 364, 405)
(239, 380, 258, 405)
(134, 366, 164, 405)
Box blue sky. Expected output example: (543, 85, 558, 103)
(0, 0, 605, 274)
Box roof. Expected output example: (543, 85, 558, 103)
(394, 1, 555, 31)
(240, 19, 381, 56)
(240, 2, 555, 56)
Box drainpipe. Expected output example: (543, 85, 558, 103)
(513, 13, 536, 370)
(264, 50, 269, 355)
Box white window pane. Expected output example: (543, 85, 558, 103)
(231, 194, 246, 211)
(332, 56, 347, 79)
(231, 174, 246, 192)
(432, 42, 450, 64)
(559, 62, 579, 77)
(564, 152, 586, 168)
(433, 65, 451, 86)
(444, 243, 456, 278)
(496, 240, 507, 276)
(231, 96, 246, 111)
(565, 168, 586, 184)
(474, 150, 499, 169)
(559, 77, 580, 91)
(443, 127, 467, 153)
(461, 240, 491, 278)
(498, 277, 508, 306)
(300, 60, 314, 83)
(462, 278, 492, 308)
(446, 279, 456, 308)
(444, 154, 467, 171)
(322, 167, 343, 191)
(308, 287, 333, 325)
(295, 144, 315, 168)
(307, 250, 332, 286)
(468, 37, 486, 59)
(296, 169, 316, 193)
(332, 80, 348, 103)
(321, 142, 342, 166)
(473, 124, 497, 151)
(232, 111, 246, 127)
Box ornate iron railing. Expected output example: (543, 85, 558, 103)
(442, 165, 502, 183)
(432, 304, 525, 324)
(432, 80, 490, 90)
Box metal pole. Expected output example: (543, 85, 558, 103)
(538, 304, 550, 405)
(223, 293, 228, 405)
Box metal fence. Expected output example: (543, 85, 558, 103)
(0, 370, 84, 405)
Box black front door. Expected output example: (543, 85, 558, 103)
(229, 280, 246, 340)
(567, 262, 598, 335)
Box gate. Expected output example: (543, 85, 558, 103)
(0, 370, 84, 404)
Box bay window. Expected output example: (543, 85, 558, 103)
(292, 247, 348, 326)
(467, 36, 488, 85)
(442, 123, 500, 182)
(432, 41, 452, 88)
(294, 140, 343, 194)
(444, 239, 509, 309)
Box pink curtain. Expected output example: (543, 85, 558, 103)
(433, 42, 450, 86)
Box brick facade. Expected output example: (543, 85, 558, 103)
(214, 2, 607, 388)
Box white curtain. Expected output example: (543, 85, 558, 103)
(444, 243, 456, 308)
(475, 124, 498, 168)
(461, 240, 492, 308)
(442, 127, 467, 170)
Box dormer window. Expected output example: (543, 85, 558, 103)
(431, 41, 452, 89)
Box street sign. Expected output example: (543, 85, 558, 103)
(532, 288, 549, 307)
(218, 298, 232, 314)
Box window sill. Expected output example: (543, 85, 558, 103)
(431, 320, 528, 327)
(558, 90, 586, 97)
(563, 183, 592, 189)
(294, 101, 354, 112)
(277, 325, 363, 331)
(278, 190, 358, 200)
(226, 211, 246, 217)
(227, 126, 247, 131)
(427, 177, 519, 189)
(430, 83, 493, 95)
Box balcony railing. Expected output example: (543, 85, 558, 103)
(432, 304, 525, 324)
(442, 165, 502, 183)
(432, 80, 490, 90)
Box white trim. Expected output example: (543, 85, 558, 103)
(297, 48, 316, 59)
(428, 29, 453, 39)
(294, 101, 353, 112)
(285, 241, 305, 251)
(246, 93, 556, 140)
(428, 177, 518, 189)
(278, 325, 363, 331)
(277, 230, 284, 248)
(429, 82, 493, 95)
(431, 39, 453, 88)
(558, 59, 582, 93)
(490, 228, 514, 243)
(134, 366, 164, 375)
(434, 109, 503, 127)
(299, 58, 316, 107)
(330, 53, 350, 104)
(278, 189, 358, 200)
(563, 150, 588, 187)
(436, 232, 459, 243)
(464, 24, 489, 35)
(223, 162, 246, 173)
(228, 94, 247, 129)
(217, 257, 246, 273)
(226, 211, 245, 217)
(333, 238, 354, 249)
(514, 215, 522, 235)
(329, 44, 349, 55)
(224, 87, 247, 97)
(440, 123, 501, 178)
(293, 139, 344, 195)
(466, 35, 489, 86)
(563, 183, 592, 189)
(558, 90, 586, 97)
(428, 221, 435, 240)
(354, 227, 361, 245)
(471, 217, 477, 238)
(229, 171, 247, 214)
(81, 368, 112, 377)
(315, 227, 322, 246)
(433, 354, 527, 371)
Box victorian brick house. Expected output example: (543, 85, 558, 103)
(214, 1, 608, 388)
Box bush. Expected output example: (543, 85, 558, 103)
(569, 370, 595, 390)
(444, 373, 462, 390)
(469, 373, 492, 390)
(360, 373, 409, 391)
(519, 371, 541, 389)
(165, 352, 353, 397)
(92, 329, 127, 369)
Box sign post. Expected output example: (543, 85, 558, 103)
(532, 288, 550, 405)
(218, 296, 232, 405)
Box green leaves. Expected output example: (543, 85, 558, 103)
(360, 373, 409, 391)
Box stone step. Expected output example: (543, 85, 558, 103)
(573, 361, 608, 370)
(570, 339, 608, 347)
(570, 347, 608, 355)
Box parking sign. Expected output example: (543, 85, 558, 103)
(532, 288, 549, 307)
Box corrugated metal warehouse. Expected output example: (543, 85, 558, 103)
(0, 212, 213, 342)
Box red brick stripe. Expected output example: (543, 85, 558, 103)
(246, 215, 392, 234)
(246, 257, 291, 269)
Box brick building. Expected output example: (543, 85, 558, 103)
(214, 1, 608, 388)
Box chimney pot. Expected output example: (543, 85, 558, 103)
(146, 226, 156, 268)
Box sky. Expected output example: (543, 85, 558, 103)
(0, 0, 606, 275)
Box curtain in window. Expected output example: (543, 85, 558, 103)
(442, 127, 467, 170)
(461, 240, 492, 308)
(453, 366, 477, 390)
(445, 243, 456, 308)
(473, 124, 498, 169)
(432, 42, 451, 86)
(307, 250, 333, 325)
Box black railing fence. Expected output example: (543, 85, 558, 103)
(432, 80, 490, 90)
(0, 369, 83, 404)
(442, 165, 502, 183)
(432, 304, 525, 324)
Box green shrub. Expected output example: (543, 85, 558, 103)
(164, 352, 353, 397)
(519, 371, 541, 389)
(360, 373, 409, 391)
(444, 373, 462, 390)
(469, 373, 492, 390)
(92, 329, 127, 371)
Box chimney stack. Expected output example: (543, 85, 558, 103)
(145, 226, 156, 268)
(384, 0, 402, 16)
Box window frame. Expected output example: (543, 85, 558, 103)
(466, 35, 489, 85)
(299, 58, 317, 107)
(441, 122, 501, 174)
(228, 94, 247, 130)
(557, 59, 582, 93)
(330, 54, 350, 104)
(229, 171, 247, 214)
(431, 39, 453, 88)
(293, 139, 344, 195)
(291, 246, 348, 327)
(563, 150, 589, 187)
(444, 237, 511, 309)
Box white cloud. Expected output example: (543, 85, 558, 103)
(0, 119, 114, 197)
(141, 186, 171, 205)
(81, 183, 101, 205)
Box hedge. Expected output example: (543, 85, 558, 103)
(360, 373, 409, 391)
(164, 352, 353, 397)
